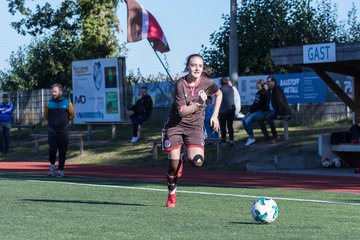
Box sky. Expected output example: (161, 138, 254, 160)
(0, 0, 359, 78)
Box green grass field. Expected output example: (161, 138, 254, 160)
(0, 172, 359, 240)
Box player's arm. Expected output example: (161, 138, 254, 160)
(178, 103, 200, 118)
(178, 90, 207, 118)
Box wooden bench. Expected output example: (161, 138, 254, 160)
(30, 132, 87, 156)
(319, 134, 360, 166)
(331, 144, 360, 152)
(12, 124, 36, 131)
(85, 121, 132, 140)
(234, 115, 291, 140)
(144, 138, 222, 162)
(331, 144, 360, 167)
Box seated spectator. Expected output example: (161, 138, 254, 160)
(258, 76, 292, 144)
(127, 87, 153, 143)
(242, 80, 267, 146)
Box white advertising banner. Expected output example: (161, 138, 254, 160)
(72, 58, 123, 124)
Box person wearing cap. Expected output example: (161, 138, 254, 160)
(0, 93, 14, 154)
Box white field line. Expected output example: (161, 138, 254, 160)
(1, 177, 360, 206)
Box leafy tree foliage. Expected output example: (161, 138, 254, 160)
(337, 3, 360, 42)
(202, 0, 359, 77)
(1, 0, 123, 91)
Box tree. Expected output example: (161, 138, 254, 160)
(1, 0, 124, 90)
(201, 0, 358, 77)
(337, 2, 360, 42)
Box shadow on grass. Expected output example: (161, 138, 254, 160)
(228, 221, 258, 225)
(23, 198, 149, 206)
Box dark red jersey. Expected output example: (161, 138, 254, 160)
(164, 76, 219, 129)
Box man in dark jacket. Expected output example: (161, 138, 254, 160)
(219, 77, 236, 146)
(45, 84, 74, 177)
(258, 76, 292, 144)
(127, 87, 153, 143)
(0, 93, 14, 154)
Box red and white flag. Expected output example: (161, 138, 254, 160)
(125, 0, 170, 53)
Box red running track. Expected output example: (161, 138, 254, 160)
(0, 162, 359, 194)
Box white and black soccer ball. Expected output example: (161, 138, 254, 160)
(322, 157, 334, 168)
(251, 197, 279, 224)
(333, 158, 345, 168)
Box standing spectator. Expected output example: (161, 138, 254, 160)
(45, 84, 74, 177)
(219, 77, 236, 146)
(258, 76, 292, 144)
(162, 54, 222, 208)
(228, 80, 244, 119)
(0, 93, 14, 154)
(127, 86, 153, 143)
(242, 80, 268, 146)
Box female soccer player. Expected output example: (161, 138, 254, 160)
(162, 54, 223, 208)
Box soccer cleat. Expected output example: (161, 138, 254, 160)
(166, 194, 176, 208)
(245, 137, 256, 146)
(48, 165, 57, 177)
(57, 170, 64, 178)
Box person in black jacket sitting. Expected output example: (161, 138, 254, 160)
(258, 76, 292, 144)
(127, 86, 153, 143)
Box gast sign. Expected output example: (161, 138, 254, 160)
(303, 42, 336, 64)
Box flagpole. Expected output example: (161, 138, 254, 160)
(148, 40, 173, 81)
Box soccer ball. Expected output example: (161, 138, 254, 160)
(251, 197, 279, 224)
(322, 157, 334, 168)
(333, 157, 345, 168)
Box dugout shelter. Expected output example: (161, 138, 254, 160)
(271, 42, 360, 124)
(271, 42, 360, 164)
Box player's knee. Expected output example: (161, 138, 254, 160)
(191, 154, 204, 167)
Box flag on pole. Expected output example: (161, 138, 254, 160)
(125, 0, 170, 53)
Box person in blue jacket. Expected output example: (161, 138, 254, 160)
(0, 93, 14, 154)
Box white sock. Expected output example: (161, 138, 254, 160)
(168, 188, 176, 195)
